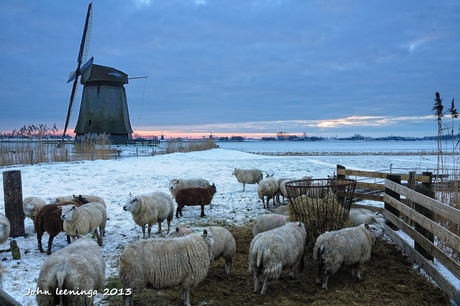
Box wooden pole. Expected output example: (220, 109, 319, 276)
(385, 174, 401, 230)
(414, 171, 434, 260)
(2, 170, 25, 237)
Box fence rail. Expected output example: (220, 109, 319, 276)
(337, 164, 460, 304)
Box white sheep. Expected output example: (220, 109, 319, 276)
(169, 226, 236, 274)
(123, 191, 174, 238)
(349, 207, 386, 228)
(276, 178, 294, 203)
(119, 229, 214, 306)
(232, 168, 264, 191)
(273, 204, 290, 216)
(252, 213, 289, 237)
(36, 237, 105, 306)
(249, 221, 307, 295)
(0, 214, 10, 244)
(23, 196, 47, 221)
(257, 176, 279, 209)
(60, 202, 107, 246)
(313, 222, 385, 289)
(169, 178, 210, 199)
(53, 194, 107, 208)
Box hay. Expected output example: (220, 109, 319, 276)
(103, 223, 450, 306)
(289, 193, 349, 246)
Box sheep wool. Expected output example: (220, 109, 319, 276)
(36, 237, 105, 306)
(0, 214, 10, 245)
(249, 221, 307, 295)
(232, 168, 264, 191)
(53, 194, 107, 208)
(23, 196, 47, 221)
(169, 178, 210, 199)
(252, 213, 289, 237)
(123, 191, 174, 238)
(119, 229, 214, 306)
(313, 222, 385, 289)
(34, 203, 71, 255)
(175, 184, 217, 218)
(257, 176, 279, 209)
(349, 207, 386, 228)
(169, 226, 236, 274)
(61, 202, 106, 246)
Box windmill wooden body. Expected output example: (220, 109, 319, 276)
(63, 2, 133, 144)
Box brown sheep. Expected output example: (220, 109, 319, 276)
(34, 199, 87, 255)
(175, 184, 217, 218)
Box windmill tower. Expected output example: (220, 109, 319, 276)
(63, 2, 133, 144)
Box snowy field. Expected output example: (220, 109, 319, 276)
(0, 145, 453, 305)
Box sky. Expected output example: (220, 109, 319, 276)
(1, 0, 459, 139)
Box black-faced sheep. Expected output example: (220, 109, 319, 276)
(257, 176, 279, 209)
(169, 178, 210, 199)
(23, 196, 47, 222)
(36, 237, 105, 306)
(169, 226, 236, 274)
(313, 222, 385, 289)
(123, 191, 174, 238)
(232, 168, 264, 191)
(252, 213, 289, 237)
(119, 229, 214, 306)
(249, 222, 307, 295)
(60, 202, 107, 246)
(0, 213, 10, 245)
(175, 184, 217, 218)
(34, 199, 86, 255)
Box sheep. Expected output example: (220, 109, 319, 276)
(169, 226, 236, 274)
(23, 196, 46, 221)
(349, 207, 386, 228)
(169, 178, 210, 199)
(175, 184, 217, 218)
(313, 222, 385, 289)
(60, 202, 107, 246)
(273, 204, 290, 216)
(34, 199, 86, 255)
(123, 191, 174, 238)
(0, 214, 10, 244)
(257, 176, 279, 209)
(232, 168, 264, 191)
(36, 237, 105, 306)
(119, 229, 214, 306)
(53, 194, 106, 208)
(249, 221, 307, 295)
(252, 213, 289, 237)
(276, 178, 294, 203)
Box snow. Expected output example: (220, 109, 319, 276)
(0, 147, 457, 305)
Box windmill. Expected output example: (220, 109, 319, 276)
(63, 2, 133, 144)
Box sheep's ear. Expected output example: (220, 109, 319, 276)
(175, 227, 180, 233)
(129, 192, 134, 198)
(364, 223, 370, 229)
(203, 229, 208, 237)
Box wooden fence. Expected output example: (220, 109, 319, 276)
(337, 164, 460, 304)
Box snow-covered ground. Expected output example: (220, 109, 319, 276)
(0, 147, 455, 305)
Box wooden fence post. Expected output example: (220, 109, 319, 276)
(414, 171, 434, 261)
(385, 174, 401, 230)
(2, 170, 25, 237)
(337, 164, 346, 179)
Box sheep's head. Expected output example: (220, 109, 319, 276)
(123, 196, 139, 212)
(364, 223, 385, 243)
(169, 180, 179, 191)
(60, 204, 76, 221)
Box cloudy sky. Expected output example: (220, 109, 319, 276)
(1, 0, 459, 139)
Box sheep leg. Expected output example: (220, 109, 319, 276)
(46, 235, 55, 255)
(253, 268, 261, 293)
(260, 276, 271, 295)
(156, 222, 162, 234)
(182, 288, 191, 306)
(322, 272, 330, 290)
(352, 263, 362, 280)
(37, 231, 45, 253)
(122, 294, 134, 306)
(93, 229, 102, 246)
(141, 225, 147, 239)
(200, 205, 206, 217)
(147, 224, 153, 238)
(242, 182, 246, 191)
(225, 259, 232, 274)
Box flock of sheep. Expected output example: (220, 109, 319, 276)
(0, 167, 388, 306)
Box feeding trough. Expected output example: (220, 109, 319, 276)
(285, 178, 356, 245)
